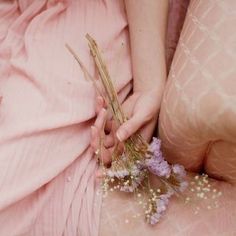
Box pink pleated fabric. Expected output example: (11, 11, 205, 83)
(0, 0, 132, 235)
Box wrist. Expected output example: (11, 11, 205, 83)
(134, 79, 166, 95)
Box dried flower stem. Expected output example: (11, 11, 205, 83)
(85, 34, 126, 125)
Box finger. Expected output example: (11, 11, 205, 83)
(94, 108, 107, 130)
(116, 111, 152, 142)
(116, 142, 125, 155)
(96, 96, 105, 114)
(90, 126, 99, 151)
(91, 126, 112, 165)
(104, 133, 115, 148)
(100, 146, 112, 165)
(138, 118, 157, 142)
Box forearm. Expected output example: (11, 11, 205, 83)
(124, 0, 169, 93)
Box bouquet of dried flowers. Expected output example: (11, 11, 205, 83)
(66, 34, 188, 225)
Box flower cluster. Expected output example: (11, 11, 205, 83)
(146, 138, 171, 178)
(147, 193, 170, 225)
(103, 137, 188, 224)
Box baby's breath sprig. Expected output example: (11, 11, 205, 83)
(66, 34, 188, 225)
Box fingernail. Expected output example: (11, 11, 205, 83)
(116, 130, 125, 142)
(102, 108, 107, 113)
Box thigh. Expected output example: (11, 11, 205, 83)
(159, 0, 236, 183)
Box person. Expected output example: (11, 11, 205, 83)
(0, 1, 235, 236)
(92, 1, 236, 235)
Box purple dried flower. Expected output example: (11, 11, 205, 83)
(149, 137, 161, 150)
(146, 158, 171, 178)
(107, 169, 129, 178)
(120, 185, 136, 192)
(179, 181, 188, 192)
(172, 164, 186, 178)
(158, 194, 170, 211)
(120, 179, 139, 192)
(130, 165, 141, 176)
(171, 164, 188, 192)
(120, 172, 146, 193)
(149, 212, 162, 225)
(145, 138, 171, 178)
(148, 138, 163, 161)
(106, 170, 115, 178)
(148, 194, 170, 225)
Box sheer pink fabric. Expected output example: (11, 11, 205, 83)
(0, 0, 131, 235)
(160, 0, 236, 183)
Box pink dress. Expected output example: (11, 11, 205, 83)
(0, 0, 132, 235)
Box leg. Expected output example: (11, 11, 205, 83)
(159, 0, 236, 183)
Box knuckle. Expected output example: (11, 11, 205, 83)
(144, 110, 154, 121)
(122, 124, 132, 136)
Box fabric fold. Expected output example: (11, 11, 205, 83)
(0, 0, 132, 235)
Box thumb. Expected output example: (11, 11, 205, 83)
(116, 110, 152, 142)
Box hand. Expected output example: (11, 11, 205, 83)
(90, 88, 162, 166)
(90, 96, 116, 166)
